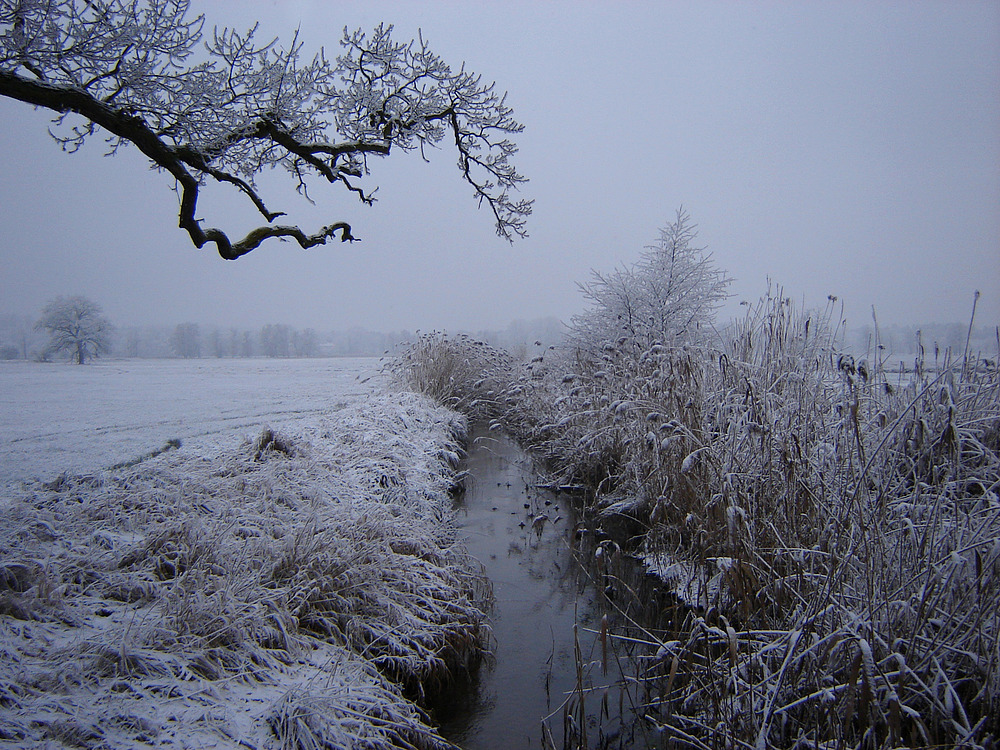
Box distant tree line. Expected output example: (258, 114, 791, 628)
(0, 308, 383, 361)
(128, 323, 327, 359)
(2, 301, 995, 365)
(1, 294, 570, 363)
(117, 323, 421, 359)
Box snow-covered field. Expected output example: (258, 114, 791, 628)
(0, 357, 490, 750)
(0, 357, 379, 485)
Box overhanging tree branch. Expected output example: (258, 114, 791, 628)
(0, 1, 531, 258)
(0, 68, 333, 259)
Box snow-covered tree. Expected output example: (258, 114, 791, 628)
(292, 328, 318, 357)
(259, 323, 291, 357)
(569, 209, 731, 355)
(35, 295, 113, 363)
(170, 322, 200, 358)
(0, 1, 531, 259)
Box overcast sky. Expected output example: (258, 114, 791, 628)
(1, 1, 997, 335)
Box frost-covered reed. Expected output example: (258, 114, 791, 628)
(397, 290, 1000, 748)
(387, 331, 517, 422)
(0, 392, 490, 749)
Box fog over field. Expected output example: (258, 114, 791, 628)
(1, 1, 997, 336)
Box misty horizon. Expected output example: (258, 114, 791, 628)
(2, 2, 998, 336)
(4, 307, 996, 365)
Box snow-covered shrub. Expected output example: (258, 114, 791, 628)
(0, 392, 487, 749)
(388, 331, 517, 422)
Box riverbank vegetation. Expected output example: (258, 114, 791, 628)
(0, 392, 490, 749)
(392, 213, 1000, 748)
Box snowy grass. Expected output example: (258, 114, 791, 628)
(396, 292, 1000, 748)
(0, 377, 491, 749)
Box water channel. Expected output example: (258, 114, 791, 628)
(438, 426, 678, 750)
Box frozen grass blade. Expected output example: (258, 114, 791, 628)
(0, 391, 490, 749)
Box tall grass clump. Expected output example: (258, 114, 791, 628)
(0, 392, 490, 749)
(396, 209, 1000, 747)
(621, 292, 1000, 749)
(508, 287, 999, 748)
(387, 331, 518, 422)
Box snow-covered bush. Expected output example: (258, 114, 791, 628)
(0, 393, 488, 749)
(387, 331, 518, 422)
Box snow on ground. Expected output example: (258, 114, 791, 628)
(0, 357, 379, 485)
(0, 358, 490, 749)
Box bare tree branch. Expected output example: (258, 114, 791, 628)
(0, 1, 531, 258)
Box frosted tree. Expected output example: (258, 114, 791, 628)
(35, 295, 114, 364)
(259, 323, 291, 357)
(170, 322, 201, 358)
(0, 1, 531, 259)
(569, 209, 731, 355)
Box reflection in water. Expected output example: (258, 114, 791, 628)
(438, 426, 668, 750)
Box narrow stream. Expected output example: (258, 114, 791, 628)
(438, 426, 673, 750)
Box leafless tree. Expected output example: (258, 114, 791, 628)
(0, 1, 531, 259)
(569, 209, 732, 355)
(35, 295, 113, 363)
(259, 323, 290, 357)
(292, 327, 318, 357)
(170, 321, 200, 357)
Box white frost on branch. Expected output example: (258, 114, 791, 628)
(569, 208, 731, 355)
(0, 0, 531, 257)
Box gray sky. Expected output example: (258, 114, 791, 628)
(2, 1, 998, 334)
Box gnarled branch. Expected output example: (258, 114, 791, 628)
(213, 222, 356, 261)
(0, 68, 343, 259)
(1, 4, 531, 257)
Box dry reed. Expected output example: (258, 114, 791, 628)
(397, 289, 1000, 749)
